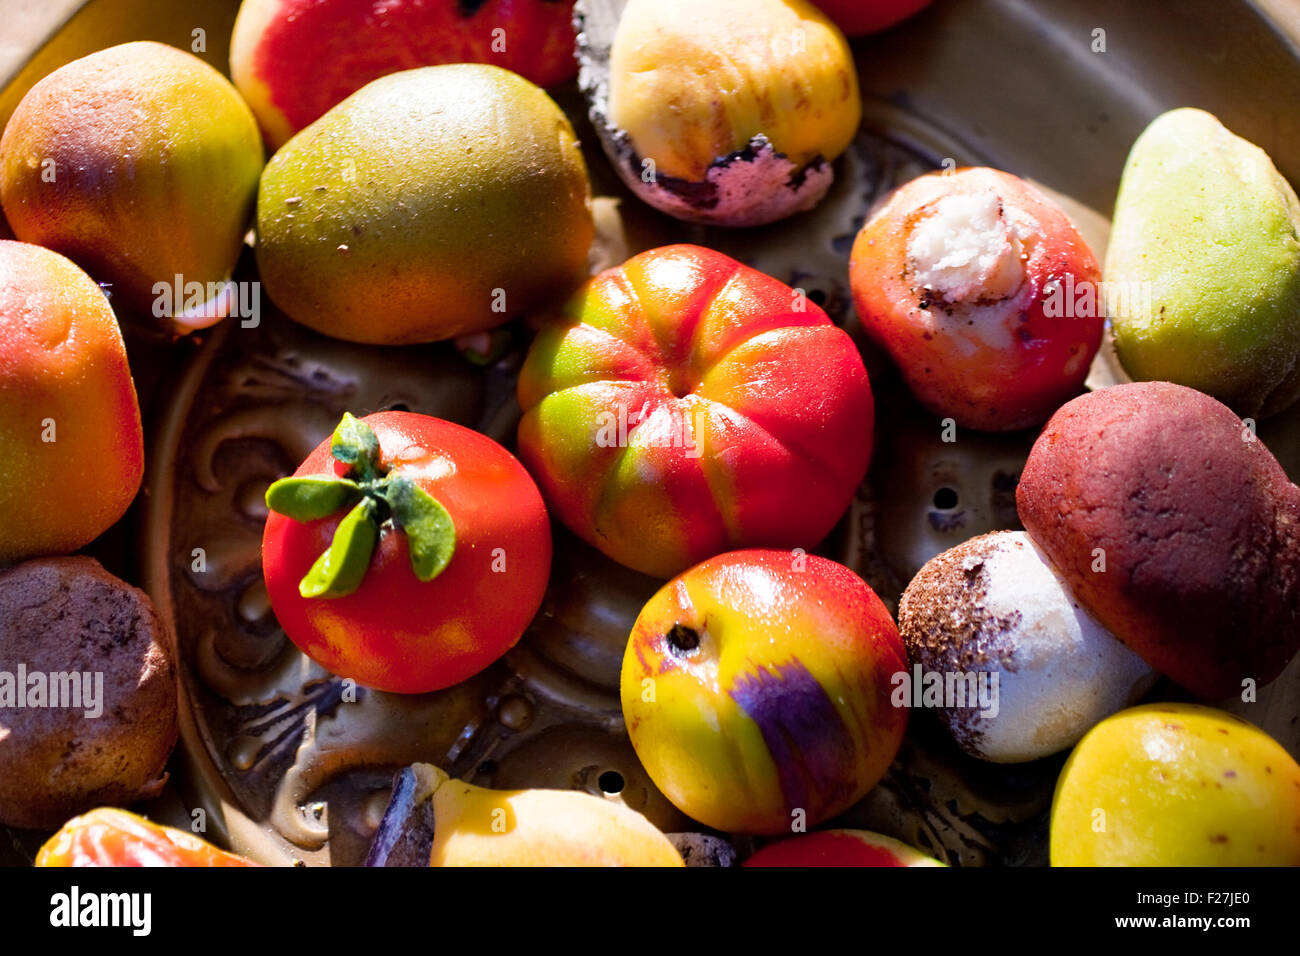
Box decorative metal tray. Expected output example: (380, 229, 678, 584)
(3, 0, 1299, 866)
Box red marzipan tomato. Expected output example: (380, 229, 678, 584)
(262, 411, 551, 694)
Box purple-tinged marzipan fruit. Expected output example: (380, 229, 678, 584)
(620, 549, 907, 834)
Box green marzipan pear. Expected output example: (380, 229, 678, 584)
(1106, 107, 1300, 418)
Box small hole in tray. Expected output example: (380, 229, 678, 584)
(932, 487, 959, 510)
(598, 770, 625, 795)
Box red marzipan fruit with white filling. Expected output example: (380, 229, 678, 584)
(850, 166, 1102, 431)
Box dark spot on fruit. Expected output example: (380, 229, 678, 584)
(666, 623, 700, 655)
(1209, 834, 1228, 844)
(1223, 770, 1237, 778)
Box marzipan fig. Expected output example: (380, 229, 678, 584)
(0, 42, 263, 333)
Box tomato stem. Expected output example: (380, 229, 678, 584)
(264, 413, 457, 598)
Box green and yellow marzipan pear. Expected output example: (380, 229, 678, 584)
(255, 64, 594, 346)
(1106, 107, 1300, 418)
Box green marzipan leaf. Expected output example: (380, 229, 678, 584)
(298, 498, 380, 599)
(265, 476, 361, 522)
(331, 412, 381, 474)
(385, 476, 456, 583)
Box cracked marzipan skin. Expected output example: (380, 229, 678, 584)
(1015, 381, 1300, 699)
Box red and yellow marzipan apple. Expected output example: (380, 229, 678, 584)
(231, 0, 579, 147)
(744, 829, 944, 866)
(620, 550, 908, 835)
(517, 244, 874, 579)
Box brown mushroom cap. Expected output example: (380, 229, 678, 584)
(1016, 381, 1300, 699)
